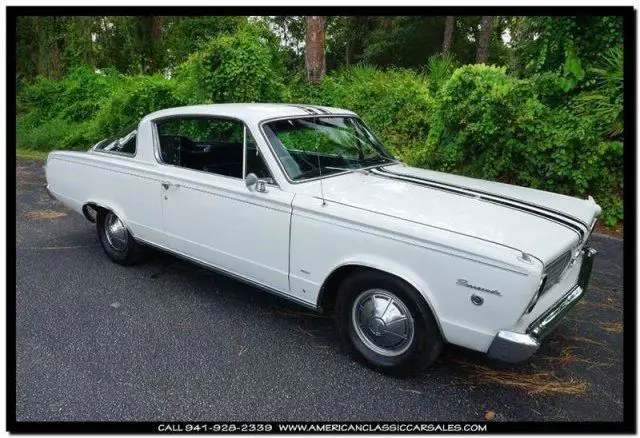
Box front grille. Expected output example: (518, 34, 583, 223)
(542, 250, 572, 293)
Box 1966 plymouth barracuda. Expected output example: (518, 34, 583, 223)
(45, 103, 600, 374)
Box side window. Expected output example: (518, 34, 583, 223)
(156, 117, 244, 178)
(95, 130, 137, 155)
(156, 116, 274, 183)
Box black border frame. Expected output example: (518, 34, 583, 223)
(6, 5, 636, 434)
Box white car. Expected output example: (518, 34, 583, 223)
(45, 103, 600, 374)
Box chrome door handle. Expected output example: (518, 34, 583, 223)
(161, 182, 180, 190)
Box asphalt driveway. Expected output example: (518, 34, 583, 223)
(15, 157, 624, 422)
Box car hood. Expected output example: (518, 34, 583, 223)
(318, 164, 601, 263)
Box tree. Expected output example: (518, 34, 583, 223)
(476, 16, 493, 64)
(442, 16, 455, 54)
(509, 16, 623, 77)
(305, 16, 327, 84)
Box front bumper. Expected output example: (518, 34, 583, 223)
(487, 247, 597, 363)
(44, 183, 56, 200)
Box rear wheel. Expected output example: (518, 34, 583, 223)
(97, 210, 145, 266)
(336, 270, 443, 375)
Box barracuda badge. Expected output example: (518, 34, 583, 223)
(456, 279, 502, 296)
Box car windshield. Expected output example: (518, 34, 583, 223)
(262, 116, 395, 181)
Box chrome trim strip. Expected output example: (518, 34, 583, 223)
(91, 129, 138, 158)
(135, 237, 318, 311)
(242, 125, 247, 178)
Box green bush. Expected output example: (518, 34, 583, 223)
(424, 64, 623, 225)
(18, 67, 120, 123)
(91, 74, 183, 138)
(16, 68, 182, 151)
(15, 57, 623, 227)
(174, 27, 286, 104)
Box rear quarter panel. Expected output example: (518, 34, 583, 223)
(45, 151, 166, 245)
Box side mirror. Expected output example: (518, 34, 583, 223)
(246, 173, 268, 193)
(245, 173, 259, 191)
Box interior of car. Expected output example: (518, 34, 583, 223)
(156, 119, 272, 180)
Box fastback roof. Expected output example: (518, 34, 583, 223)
(142, 103, 355, 125)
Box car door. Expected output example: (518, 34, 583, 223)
(155, 116, 294, 293)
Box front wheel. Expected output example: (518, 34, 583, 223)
(336, 270, 443, 375)
(97, 210, 145, 266)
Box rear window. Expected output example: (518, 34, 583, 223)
(94, 126, 137, 155)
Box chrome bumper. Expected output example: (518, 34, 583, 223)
(44, 184, 56, 200)
(487, 247, 597, 363)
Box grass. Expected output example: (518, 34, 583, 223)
(446, 357, 589, 395)
(16, 148, 48, 161)
(599, 322, 624, 333)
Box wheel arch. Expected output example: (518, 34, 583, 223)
(82, 200, 126, 224)
(316, 259, 445, 340)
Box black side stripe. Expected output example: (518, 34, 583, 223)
(371, 168, 585, 241)
(376, 166, 589, 230)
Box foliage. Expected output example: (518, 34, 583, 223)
(509, 16, 622, 78)
(576, 46, 624, 138)
(173, 27, 286, 104)
(163, 16, 246, 69)
(425, 53, 456, 93)
(14, 15, 625, 227)
(423, 65, 623, 226)
(16, 68, 182, 152)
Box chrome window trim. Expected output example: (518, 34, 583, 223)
(92, 129, 138, 158)
(258, 114, 396, 185)
(150, 114, 280, 188)
(242, 125, 247, 178)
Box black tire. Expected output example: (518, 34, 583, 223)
(335, 270, 443, 375)
(97, 209, 145, 266)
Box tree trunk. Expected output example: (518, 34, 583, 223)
(50, 17, 63, 79)
(442, 16, 455, 54)
(51, 43, 62, 80)
(305, 16, 327, 84)
(150, 15, 163, 42)
(142, 16, 163, 73)
(345, 40, 350, 68)
(475, 16, 493, 64)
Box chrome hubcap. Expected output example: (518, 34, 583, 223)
(104, 212, 128, 252)
(352, 289, 414, 357)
